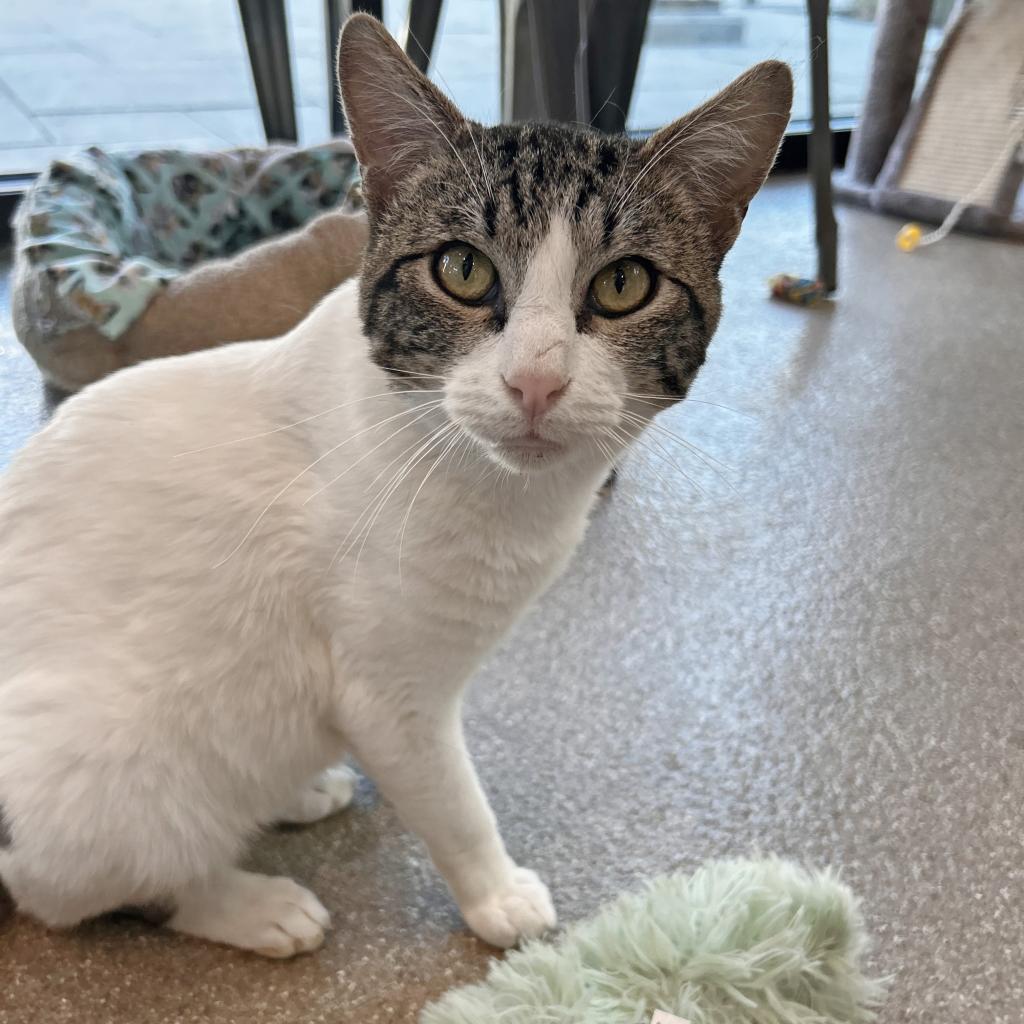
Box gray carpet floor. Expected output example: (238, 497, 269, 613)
(1, 177, 1022, 1022)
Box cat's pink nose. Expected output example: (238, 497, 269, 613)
(503, 372, 569, 419)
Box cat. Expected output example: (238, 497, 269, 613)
(0, 15, 791, 957)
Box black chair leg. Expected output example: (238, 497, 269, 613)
(582, 0, 652, 134)
(500, 0, 651, 130)
(328, 1, 443, 135)
(238, 0, 298, 143)
(807, 0, 838, 292)
(402, 0, 445, 73)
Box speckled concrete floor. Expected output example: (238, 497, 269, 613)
(1, 178, 1023, 1023)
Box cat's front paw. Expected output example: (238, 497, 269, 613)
(461, 867, 556, 948)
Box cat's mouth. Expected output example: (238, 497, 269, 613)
(501, 434, 563, 455)
(491, 432, 566, 468)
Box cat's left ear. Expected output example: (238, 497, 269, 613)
(337, 14, 467, 216)
(642, 61, 793, 256)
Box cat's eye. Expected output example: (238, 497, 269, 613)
(433, 243, 498, 304)
(589, 258, 653, 316)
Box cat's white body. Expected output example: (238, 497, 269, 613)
(0, 276, 607, 951)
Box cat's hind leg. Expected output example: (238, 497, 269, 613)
(167, 867, 330, 958)
(3, 843, 331, 958)
(272, 764, 358, 826)
(1, 818, 330, 957)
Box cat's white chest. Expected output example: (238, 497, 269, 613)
(320, 466, 593, 688)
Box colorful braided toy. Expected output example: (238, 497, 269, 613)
(768, 273, 829, 306)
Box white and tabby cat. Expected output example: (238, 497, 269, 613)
(0, 16, 792, 957)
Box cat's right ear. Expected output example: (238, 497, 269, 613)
(337, 14, 466, 216)
(640, 61, 793, 257)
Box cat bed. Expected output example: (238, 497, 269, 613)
(12, 142, 369, 393)
(422, 858, 886, 1024)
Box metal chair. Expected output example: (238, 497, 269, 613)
(237, 0, 443, 141)
(238, 0, 837, 289)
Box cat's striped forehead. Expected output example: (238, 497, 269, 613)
(471, 123, 630, 249)
(369, 121, 654, 279)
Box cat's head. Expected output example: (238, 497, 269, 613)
(338, 15, 791, 473)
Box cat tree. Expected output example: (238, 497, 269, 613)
(836, 0, 1024, 240)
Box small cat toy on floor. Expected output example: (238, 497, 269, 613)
(768, 273, 829, 306)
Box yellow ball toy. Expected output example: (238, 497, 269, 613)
(896, 223, 923, 252)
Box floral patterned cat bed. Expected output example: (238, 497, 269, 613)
(12, 142, 368, 392)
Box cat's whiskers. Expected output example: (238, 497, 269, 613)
(212, 399, 443, 568)
(606, 421, 706, 497)
(482, 456, 513, 498)
(592, 433, 676, 515)
(624, 410, 735, 474)
(466, 122, 496, 203)
(617, 393, 746, 481)
(175, 389, 444, 457)
(620, 409, 736, 491)
(598, 425, 680, 497)
(590, 89, 626, 129)
(376, 365, 448, 383)
(620, 431, 703, 500)
(592, 434, 618, 467)
(301, 400, 446, 505)
(443, 430, 477, 483)
(397, 425, 466, 585)
(327, 426, 444, 575)
(356, 423, 460, 579)
(620, 405, 730, 468)
(617, 391, 756, 420)
(349, 422, 459, 577)
(455, 431, 477, 472)
(622, 409, 737, 481)
(594, 435, 659, 511)
(329, 419, 456, 575)
(358, 410, 459, 505)
(322, 412, 464, 575)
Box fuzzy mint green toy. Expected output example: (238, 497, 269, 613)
(421, 858, 886, 1024)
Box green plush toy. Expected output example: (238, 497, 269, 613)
(422, 858, 886, 1024)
